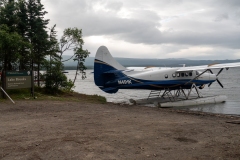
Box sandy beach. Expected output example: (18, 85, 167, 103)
(0, 100, 240, 160)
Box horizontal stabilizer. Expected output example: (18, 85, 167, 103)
(103, 70, 125, 79)
(100, 87, 118, 94)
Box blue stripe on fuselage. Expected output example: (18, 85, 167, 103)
(106, 77, 215, 90)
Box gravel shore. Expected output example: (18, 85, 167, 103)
(0, 100, 240, 159)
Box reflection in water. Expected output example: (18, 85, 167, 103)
(66, 68, 240, 115)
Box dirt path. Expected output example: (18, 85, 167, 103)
(0, 101, 240, 160)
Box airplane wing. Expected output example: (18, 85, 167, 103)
(126, 67, 146, 71)
(177, 62, 240, 72)
(126, 67, 172, 72)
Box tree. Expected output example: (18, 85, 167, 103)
(59, 28, 90, 89)
(48, 24, 60, 64)
(0, 0, 7, 9)
(0, 0, 18, 33)
(42, 25, 75, 93)
(73, 47, 90, 84)
(0, 0, 31, 71)
(17, 0, 31, 70)
(43, 59, 74, 94)
(0, 24, 30, 70)
(27, 0, 49, 86)
(0, 1, 89, 94)
(0, 0, 20, 70)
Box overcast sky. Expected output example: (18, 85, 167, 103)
(41, 0, 240, 60)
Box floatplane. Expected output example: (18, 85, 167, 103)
(94, 46, 240, 107)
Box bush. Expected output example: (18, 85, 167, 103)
(43, 59, 74, 94)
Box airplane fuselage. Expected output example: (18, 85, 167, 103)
(104, 67, 216, 90)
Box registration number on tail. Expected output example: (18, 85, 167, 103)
(118, 80, 132, 85)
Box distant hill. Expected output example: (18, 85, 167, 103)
(62, 55, 240, 70)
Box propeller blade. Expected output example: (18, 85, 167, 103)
(216, 68, 224, 76)
(217, 78, 224, 88)
(209, 69, 213, 74)
(208, 82, 213, 87)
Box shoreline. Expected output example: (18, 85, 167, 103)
(2, 97, 240, 118)
(112, 100, 240, 118)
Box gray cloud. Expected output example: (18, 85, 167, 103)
(105, 1, 123, 11)
(42, 0, 240, 59)
(214, 13, 229, 22)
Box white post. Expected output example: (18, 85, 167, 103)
(0, 87, 15, 104)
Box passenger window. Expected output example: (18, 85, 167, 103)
(172, 73, 176, 77)
(165, 74, 168, 79)
(189, 72, 192, 76)
(185, 72, 188, 76)
(181, 73, 184, 77)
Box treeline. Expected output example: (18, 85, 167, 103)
(0, 0, 90, 93)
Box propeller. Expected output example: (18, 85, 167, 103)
(208, 82, 213, 87)
(208, 69, 214, 87)
(216, 68, 224, 76)
(208, 68, 224, 88)
(216, 79, 224, 88)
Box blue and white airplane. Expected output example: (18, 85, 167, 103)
(94, 46, 240, 96)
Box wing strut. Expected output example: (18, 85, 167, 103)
(185, 69, 209, 85)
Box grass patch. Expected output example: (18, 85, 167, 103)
(0, 87, 107, 104)
(78, 94, 107, 104)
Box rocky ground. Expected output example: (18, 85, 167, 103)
(0, 100, 240, 160)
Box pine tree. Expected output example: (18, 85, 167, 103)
(0, 0, 18, 32)
(48, 24, 60, 61)
(0, 25, 29, 71)
(17, 0, 31, 70)
(27, 0, 49, 86)
(0, 0, 20, 70)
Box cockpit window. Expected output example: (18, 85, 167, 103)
(196, 71, 200, 75)
(181, 73, 184, 77)
(177, 73, 180, 77)
(185, 72, 188, 76)
(189, 72, 192, 76)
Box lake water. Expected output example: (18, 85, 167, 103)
(66, 68, 240, 116)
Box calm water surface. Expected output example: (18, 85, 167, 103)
(66, 68, 240, 115)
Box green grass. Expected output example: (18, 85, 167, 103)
(0, 87, 107, 104)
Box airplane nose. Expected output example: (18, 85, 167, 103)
(209, 74, 217, 81)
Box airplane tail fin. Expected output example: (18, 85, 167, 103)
(94, 46, 126, 93)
